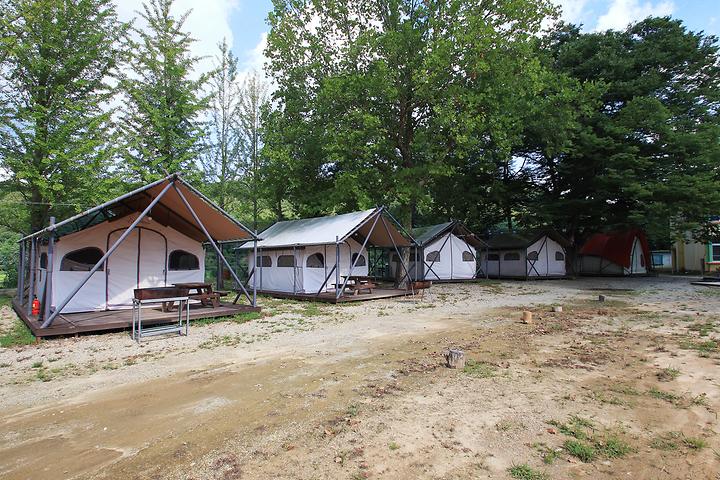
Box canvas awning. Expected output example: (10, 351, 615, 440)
(242, 207, 412, 250)
(22, 174, 255, 243)
(486, 229, 570, 250)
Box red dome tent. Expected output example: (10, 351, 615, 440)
(578, 229, 652, 276)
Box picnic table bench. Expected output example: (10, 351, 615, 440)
(340, 275, 376, 295)
(173, 282, 221, 308)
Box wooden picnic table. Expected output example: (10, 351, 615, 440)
(340, 275, 376, 295)
(173, 282, 222, 308)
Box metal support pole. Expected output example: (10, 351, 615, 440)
(173, 184, 253, 305)
(335, 237, 340, 298)
(252, 235, 257, 306)
(259, 247, 263, 290)
(380, 216, 414, 296)
(27, 238, 36, 316)
(42, 182, 174, 328)
(43, 218, 56, 323)
(17, 240, 25, 303)
(337, 212, 381, 298)
(216, 247, 223, 290)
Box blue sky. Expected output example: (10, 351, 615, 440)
(115, 1, 718, 79)
(227, 0, 718, 74)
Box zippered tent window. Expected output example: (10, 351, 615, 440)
(426, 251, 440, 262)
(60, 247, 105, 271)
(461, 251, 474, 262)
(555, 251, 565, 261)
(488, 253, 500, 261)
(351, 253, 366, 266)
(504, 252, 520, 261)
(169, 250, 200, 270)
(527, 251, 539, 261)
(277, 255, 296, 267)
(307, 253, 324, 268)
(257, 255, 272, 267)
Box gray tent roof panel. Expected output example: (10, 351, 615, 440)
(23, 174, 256, 243)
(486, 229, 569, 250)
(243, 208, 413, 250)
(412, 221, 488, 249)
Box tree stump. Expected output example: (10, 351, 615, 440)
(553, 306, 563, 313)
(598, 295, 606, 302)
(444, 349, 465, 369)
(522, 310, 533, 324)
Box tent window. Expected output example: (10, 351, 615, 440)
(555, 251, 565, 261)
(256, 255, 271, 267)
(527, 251, 539, 261)
(504, 252, 520, 261)
(461, 251, 474, 262)
(351, 253, 366, 266)
(40, 253, 48, 269)
(487, 253, 500, 261)
(277, 255, 296, 267)
(60, 247, 104, 271)
(426, 251, 440, 262)
(169, 250, 199, 271)
(306, 253, 324, 268)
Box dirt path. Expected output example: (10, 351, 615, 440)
(1, 277, 719, 479)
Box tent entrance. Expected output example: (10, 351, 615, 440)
(106, 227, 168, 308)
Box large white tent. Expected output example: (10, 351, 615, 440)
(15, 174, 257, 329)
(241, 207, 413, 297)
(389, 221, 487, 281)
(480, 230, 569, 279)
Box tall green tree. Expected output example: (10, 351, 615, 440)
(264, 0, 557, 232)
(0, 0, 126, 233)
(201, 40, 243, 210)
(539, 18, 720, 245)
(119, 0, 208, 182)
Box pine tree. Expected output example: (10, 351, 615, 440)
(119, 0, 208, 182)
(0, 0, 126, 232)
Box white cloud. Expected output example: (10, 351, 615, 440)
(595, 0, 674, 31)
(114, 0, 238, 76)
(240, 31, 268, 77)
(551, 0, 590, 23)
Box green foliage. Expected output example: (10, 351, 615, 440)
(0, 0, 127, 232)
(563, 439, 596, 462)
(119, 0, 208, 182)
(462, 359, 497, 378)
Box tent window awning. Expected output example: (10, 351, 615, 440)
(23, 174, 256, 243)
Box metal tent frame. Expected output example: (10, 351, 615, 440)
(16, 174, 258, 329)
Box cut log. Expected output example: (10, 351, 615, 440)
(553, 306, 563, 313)
(444, 349, 465, 369)
(522, 310, 533, 324)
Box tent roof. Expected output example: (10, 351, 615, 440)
(23, 174, 255, 243)
(486, 229, 569, 250)
(412, 221, 487, 249)
(243, 207, 412, 250)
(579, 229, 651, 268)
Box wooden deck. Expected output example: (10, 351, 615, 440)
(12, 299, 261, 338)
(257, 288, 414, 304)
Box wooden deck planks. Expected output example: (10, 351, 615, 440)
(12, 298, 260, 338)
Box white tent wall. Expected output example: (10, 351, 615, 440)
(49, 214, 205, 313)
(526, 236, 566, 277)
(423, 233, 476, 280)
(629, 237, 647, 275)
(250, 238, 368, 293)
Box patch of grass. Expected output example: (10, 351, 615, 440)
(548, 416, 593, 440)
(690, 393, 708, 406)
(657, 367, 681, 382)
(194, 311, 262, 326)
(647, 387, 682, 404)
(388, 442, 400, 451)
(0, 319, 35, 347)
(462, 359, 496, 378)
(650, 432, 681, 451)
(346, 404, 359, 417)
(563, 440, 596, 463)
(610, 384, 640, 396)
(679, 339, 718, 356)
(688, 322, 715, 337)
(596, 436, 633, 458)
(31, 361, 42, 368)
(508, 464, 549, 480)
(683, 437, 707, 450)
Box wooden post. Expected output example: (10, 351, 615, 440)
(444, 349, 465, 369)
(522, 310, 533, 324)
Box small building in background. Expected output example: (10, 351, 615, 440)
(672, 218, 720, 274)
(651, 250, 673, 272)
(480, 230, 569, 279)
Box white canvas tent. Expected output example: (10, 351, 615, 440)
(480, 230, 569, 279)
(16, 174, 257, 329)
(389, 221, 487, 281)
(240, 207, 413, 298)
